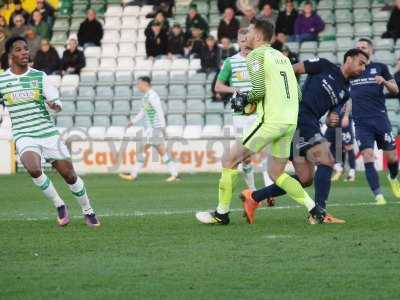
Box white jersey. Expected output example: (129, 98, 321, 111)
(0, 68, 61, 141)
(131, 89, 166, 129)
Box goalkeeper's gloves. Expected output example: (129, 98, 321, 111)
(230, 91, 249, 114)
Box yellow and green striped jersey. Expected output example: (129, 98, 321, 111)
(0, 68, 60, 141)
(246, 45, 299, 125)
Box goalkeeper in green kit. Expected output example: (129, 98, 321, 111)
(195, 19, 325, 225)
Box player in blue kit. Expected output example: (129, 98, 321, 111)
(351, 38, 400, 204)
(241, 49, 368, 224)
(326, 101, 357, 182)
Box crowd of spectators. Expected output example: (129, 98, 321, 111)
(0, 1, 106, 75)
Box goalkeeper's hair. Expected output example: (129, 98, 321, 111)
(252, 18, 274, 43)
(343, 48, 369, 63)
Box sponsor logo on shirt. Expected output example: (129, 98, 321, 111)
(370, 68, 377, 75)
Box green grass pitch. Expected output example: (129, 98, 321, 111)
(1, 172, 400, 300)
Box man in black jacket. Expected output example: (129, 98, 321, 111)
(167, 23, 185, 58)
(185, 4, 209, 40)
(382, 0, 400, 40)
(33, 39, 60, 74)
(61, 38, 86, 75)
(275, 0, 298, 42)
(77, 9, 104, 47)
(145, 22, 168, 58)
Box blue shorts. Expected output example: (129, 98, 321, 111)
(354, 116, 396, 151)
(325, 119, 354, 147)
(291, 114, 326, 158)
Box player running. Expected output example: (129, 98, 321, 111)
(241, 49, 369, 224)
(351, 38, 400, 204)
(327, 101, 357, 182)
(0, 37, 100, 227)
(215, 28, 274, 191)
(119, 76, 180, 182)
(196, 19, 326, 225)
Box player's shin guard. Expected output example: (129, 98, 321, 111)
(217, 168, 239, 214)
(388, 160, 399, 180)
(162, 154, 178, 177)
(364, 162, 381, 196)
(68, 177, 94, 215)
(32, 173, 65, 208)
(314, 165, 333, 209)
(242, 163, 255, 190)
(275, 173, 315, 211)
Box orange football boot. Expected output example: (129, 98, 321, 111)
(324, 212, 346, 224)
(240, 189, 259, 224)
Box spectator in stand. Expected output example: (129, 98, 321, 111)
(276, 0, 298, 42)
(77, 9, 104, 48)
(11, 14, 29, 37)
(35, 0, 55, 27)
(257, 0, 279, 11)
(0, 16, 10, 37)
(200, 35, 219, 74)
(145, 11, 169, 38)
(25, 28, 41, 60)
(147, 0, 175, 18)
(294, 1, 325, 43)
(0, 29, 6, 58)
(240, 5, 256, 29)
(186, 25, 205, 58)
(257, 3, 278, 27)
(9, 0, 29, 27)
(30, 10, 51, 40)
(219, 37, 236, 61)
(217, 0, 237, 14)
(33, 39, 60, 74)
(61, 37, 86, 75)
(185, 4, 209, 40)
(217, 7, 239, 42)
(167, 23, 185, 58)
(382, 0, 400, 40)
(145, 22, 168, 59)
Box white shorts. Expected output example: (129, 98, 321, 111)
(16, 135, 71, 162)
(233, 114, 258, 138)
(144, 128, 166, 146)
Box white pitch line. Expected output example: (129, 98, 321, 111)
(0, 201, 398, 222)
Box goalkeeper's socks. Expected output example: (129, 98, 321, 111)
(217, 168, 239, 214)
(347, 149, 356, 170)
(388, 160, 399, 180)
(242, 163, 255, 190)
(68, 177, 94, 215)
(162, 154, 178, 177)
(275, 173, 315, 211)
(314, 164, 333, 210)
(364, 162, 381, 196)
(32, 173, 65, 208)
(251, 174, 301, 202)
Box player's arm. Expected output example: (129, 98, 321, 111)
(129, 109, 144, 127)
(246, 50, 265, 102)
(375, 64, 399, 95)
(215, 59, 235, 94)
(43, 74, 62, 112)
(293, 58, 331, 76)
(341, 99, 352, 128)
(148, 93, 166, 128)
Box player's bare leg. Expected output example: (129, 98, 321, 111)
(383, 149, 400, 198)
(196, 141, 253, 225)
(361, 148, 386, 204)
(53, 159, 100, 227)
(20, 151, 69, 226)
(154, 143, 180, 182)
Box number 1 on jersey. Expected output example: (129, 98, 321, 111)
(280, 71, 290, 99)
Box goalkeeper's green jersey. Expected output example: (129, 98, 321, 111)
(246, 45, 299, 125)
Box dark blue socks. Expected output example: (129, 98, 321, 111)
(347, 149, 356, 169)
(314, 164, 333, 210)
(364, 162, 381, 196)
(251, 175, 300, 202)
(388, 160, 399, 179)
